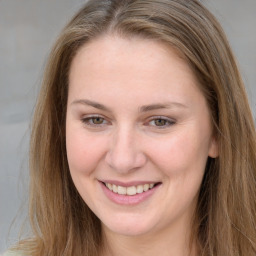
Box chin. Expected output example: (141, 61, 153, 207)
(101, 214, 158, 237)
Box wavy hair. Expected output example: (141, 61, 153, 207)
(15, 0, 256, 255)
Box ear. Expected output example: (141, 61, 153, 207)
(208, 136, 219, 158)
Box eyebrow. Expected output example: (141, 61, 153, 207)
(139, 102, 188, 112)
(71, 99, 110, 111)
(71, 99, 188, 112)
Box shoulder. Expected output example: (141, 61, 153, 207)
(2, 251, 24, 256)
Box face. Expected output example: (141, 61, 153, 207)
(66, 35, 218, 238)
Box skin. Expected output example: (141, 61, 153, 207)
(66, 35, 218, 256)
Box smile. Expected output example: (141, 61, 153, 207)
(104, 182, 158, 196)
(100, 181, 161, 205)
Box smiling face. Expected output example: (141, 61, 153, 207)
(66, 35, 218, 239)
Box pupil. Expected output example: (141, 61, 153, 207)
(93, 118, 103, 124)
(155, 119, 166, 126)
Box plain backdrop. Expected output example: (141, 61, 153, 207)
(0, 0, 255, 253)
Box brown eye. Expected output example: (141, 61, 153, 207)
(154, 119, 167, 126)
(148, 117, 175, 128)
(81, 116, 108, 127)
(91, 117, 104, 124)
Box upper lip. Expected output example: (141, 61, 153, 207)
(100, 180, 161, 187)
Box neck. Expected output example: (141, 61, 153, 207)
(100, 216, 198, 256)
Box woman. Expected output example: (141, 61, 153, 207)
(6, 0, 256, 255)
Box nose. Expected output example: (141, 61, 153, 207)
(105, 127, 147, 173)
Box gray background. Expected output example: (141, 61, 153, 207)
(0, 0, 255, 253)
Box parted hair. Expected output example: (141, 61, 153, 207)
(15, 0, 256, 255)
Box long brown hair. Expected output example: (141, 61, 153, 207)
(15, 0, 256, 255)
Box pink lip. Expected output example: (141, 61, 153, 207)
(99, 181, 161, 205)
(101, 180, 159, 187)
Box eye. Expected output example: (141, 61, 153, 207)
(147, 116, 175, 128)
(152, 119, 168, 126)
(81, 115, 108, 127)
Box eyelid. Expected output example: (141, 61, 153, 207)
(80, 114, 175, 129)
(81, 114, 110, 127)
(146, 116, 176, 128)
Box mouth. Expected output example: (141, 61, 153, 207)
(102, 182, 161, 196)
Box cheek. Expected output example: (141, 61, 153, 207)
(146, 130, 210, 217)
(66, 128, 106, 176)
(147, 129, 210, 177)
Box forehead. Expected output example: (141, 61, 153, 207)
(68, 35, 204, 109)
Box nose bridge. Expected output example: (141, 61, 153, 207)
(105, 124, 146, 173)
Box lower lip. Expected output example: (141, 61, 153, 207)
(100, 182, 160, 205)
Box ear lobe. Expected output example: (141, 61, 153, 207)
(208, 136, 219, 158)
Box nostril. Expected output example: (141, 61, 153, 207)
(105, 150, 147, 173)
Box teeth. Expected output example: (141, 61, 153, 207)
(113, 184, 118, 193)
(105, 183, 156, 195)
(117, 186, 126, 195)
(127, 186, 136, 196)
(106, 183, 112, 191)
(137, 185, 144, 193)
(143, 184, 149, 191)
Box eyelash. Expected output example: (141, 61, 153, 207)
(81, 115, 176, 129)
(81, 115, 108, 127)
(146, 116, 176, 128)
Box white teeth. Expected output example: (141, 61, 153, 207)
(137, 185, 144, 193)
(143, 184, 149, 191)
(117, 186, 126, 195)
(127, 186, 136, 195)
(113, 184, 118, 193)
(106, 183, 113, 191)
(105, 183, 156, 195)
